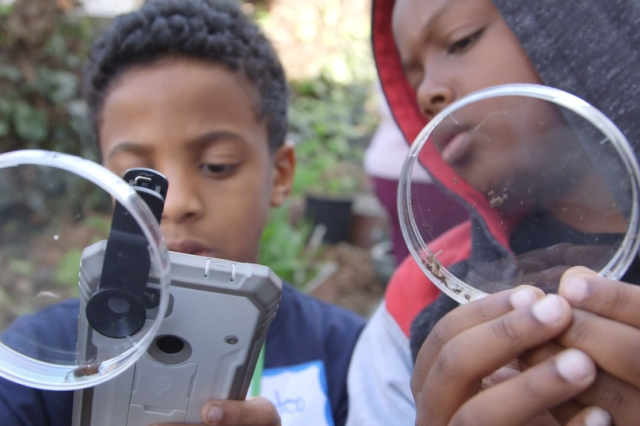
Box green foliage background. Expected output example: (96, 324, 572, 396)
(0, 0, 379, 292)
(0, 0, 100, 159)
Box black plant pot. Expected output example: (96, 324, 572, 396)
(305, 194, 354, 244)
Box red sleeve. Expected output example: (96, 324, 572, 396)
(385, 221, 472, 337)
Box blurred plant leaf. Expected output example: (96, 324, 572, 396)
(55, 248, 82, 288)
(0, 0, 98, 157)
(258, 203, 322, 289)
(85, 215, 110, 236)
(33, 68, 78, 104)
(288, 76, 377, 197)
(9, 258, 33, 276)
(0, 64, 22, 82)
(0, 4, 11, 17)
(42, 32, 67, 58)
(13, 100, 48, 143)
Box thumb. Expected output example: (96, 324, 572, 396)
(200, 397, 281, 426)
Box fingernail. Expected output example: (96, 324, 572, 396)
(207, 404, 224, 424)
(556, 349, 594, 383)
(560, 276, 587, 303)
(532, 294, 565, 325)
(584, 407, 612, 426)
(510, 287, 538, 308)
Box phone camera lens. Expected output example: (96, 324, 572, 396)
(108, 297, 130, 314)
(156, 335, 185, 354)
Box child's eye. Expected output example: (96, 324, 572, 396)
(200, 163, 237, 176)
(447, 29, 484, 54)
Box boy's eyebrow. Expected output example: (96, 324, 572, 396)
(186, 130, 247, 149)
(106, 142, 151, 160)
(419, 0, 464, 41)
(106, 131, 248, 160)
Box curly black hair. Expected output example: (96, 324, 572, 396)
(83, 0, 288, 152)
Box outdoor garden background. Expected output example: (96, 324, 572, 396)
(0, 0, 393, 321)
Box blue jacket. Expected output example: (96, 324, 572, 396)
(0, 283, 365, 426)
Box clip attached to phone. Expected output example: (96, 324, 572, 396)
(86, 169, 169, 338)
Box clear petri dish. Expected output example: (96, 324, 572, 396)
(0, 150, 171, 390)
(399, 84, 640, 304)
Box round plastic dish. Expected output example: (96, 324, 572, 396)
(398, 84, 640, 304)
(0, 150, 171, 390)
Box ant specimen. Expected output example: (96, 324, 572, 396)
(422, 250, 446, 282)
(65, 358, 112, 382)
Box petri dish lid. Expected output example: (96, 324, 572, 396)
(399, 84, 640, 304)
(0, 150, 171, 390)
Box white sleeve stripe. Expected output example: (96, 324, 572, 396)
(346, 303, 416, 425)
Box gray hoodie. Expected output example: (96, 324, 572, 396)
(494, 0, 640, 151)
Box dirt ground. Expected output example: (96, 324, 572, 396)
(307, 243, 385, 318)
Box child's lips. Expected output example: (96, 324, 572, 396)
(440, 130, 473, 166)
(167, 240, 214, 257)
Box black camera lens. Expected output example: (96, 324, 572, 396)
(108, 296, 131, 314)
(156, 335, 185, 354)
(86, 288, 146, 338)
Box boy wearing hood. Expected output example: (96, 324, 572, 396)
(347, 0, 640, 424)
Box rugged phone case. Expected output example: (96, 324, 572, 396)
(72, 241, 282, 426)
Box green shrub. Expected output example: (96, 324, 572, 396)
(258, 202, 323, 289)
(288, 76, 377, 198)
(0, 0, 100, 158)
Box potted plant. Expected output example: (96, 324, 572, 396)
(288, 77, 376, 244)
(297, 156, 361, 244)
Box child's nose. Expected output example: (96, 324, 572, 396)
(160, 175, 204, 224)
(417, 79, 455, 120)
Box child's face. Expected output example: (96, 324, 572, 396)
(392, 0, 541, 118)
(393, 0, 559, 201)
(98, 57, 294, 264)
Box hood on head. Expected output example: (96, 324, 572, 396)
(372, 0, 640, 250)
(491, 0, 640, 151)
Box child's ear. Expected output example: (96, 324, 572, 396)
(270, 141, 295, 207)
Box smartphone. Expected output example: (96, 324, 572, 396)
(72, 168, 282, 425)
